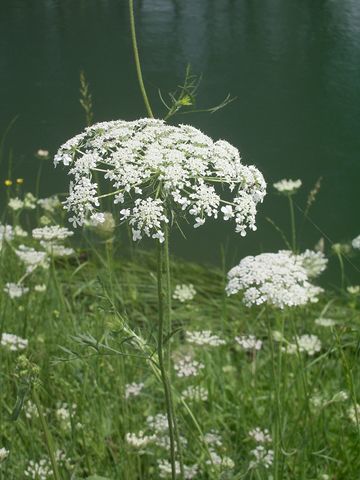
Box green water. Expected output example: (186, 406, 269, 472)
(0, 0, 359, 270)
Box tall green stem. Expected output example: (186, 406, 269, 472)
(157, 239, 180, 480)
(129, 0, 154, 118)
(32, 389, 61, 480)
(288, 195, 296, 252)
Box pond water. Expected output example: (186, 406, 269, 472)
(0, 0, 359, 273)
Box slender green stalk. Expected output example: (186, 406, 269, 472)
(32, 389, 61, 480)
(129, 0, 154, 118)
(336, 252, 345, 291)
(288, 195, 296, 252)
(157, 240, 177, 480)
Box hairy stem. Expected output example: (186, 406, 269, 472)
(129, 0, 154, 118)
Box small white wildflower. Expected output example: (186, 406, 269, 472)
(40, 242, 74, 257)
(158, 459, 199, 479)
(36, 149, 50, 158)
(15, 245, 49, 273)
(204, 431, 223, 447)
(4, 283, 29, 299)
(24, 401, 39, 419)
(181, 385, 208, 401)
(24, 193, 37, 210)
(315, 318, 336, 327)
(34, 284, 47, 293)
(352, 235, 360, 250)
(173, 284, 196, 302)
(186, 330, 225, 346)
(125, 431, 155, 448)
(206, 451, 235, 470)
(249, 427, 272, 443)
(1, 333, 28, 351)
(249, 445, 274, 469)
(125, 382, 144, 399)
(146, 413, 168, 433)
(56, 403, 76, 430)
(37, 195, 61, 212)
(8, 197, 24, 210)
(0, 447, 9, 463)
(235, 335, 262, 350)
(273, 178, 302, 194)
(285, 335, 321, 356)
(32, 225, 74, 241)
(24, 458, 51, 479)
(14, 226, 28, 237)
(300, 250, 328, 278)
(348, 404, 360, 424)
(227, 250, 323, 308)
(347, 285, 360, 295)
(174, 355, 205, 377)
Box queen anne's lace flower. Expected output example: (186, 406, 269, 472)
(1, 333, 28, 351)
(24, 459, 51, 479)
(173, 284, 196, 302)
(125, 382, 144, 399)
(299, 250, 328, 278)
(273, 178, 301, 194)
(186, 330, 225, 346)
(249, 428, 272, 443)
(174, 356, 205, 377)
(235, 335, 262, 350)
(158, 459, 199, 479)
(0, 447, 9, 462)
(249, 446, 274, 469)
(284, 334, 322, 356)
(352, 235, 360, 250)
(8, 197, 24, 210)
(315, 318, 336, 327)
(54, 119, 266, 241)
(15, 246, 49, 273)
(226, 250, 323, 308)
(32, 225, 74, 241)
(0, 224, 14, 250)
(37, 196, 61, 212)
(181, 385, 208, 401)
(4, 283, 29, 299)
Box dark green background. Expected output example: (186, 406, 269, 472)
(0, 0, 359, 271)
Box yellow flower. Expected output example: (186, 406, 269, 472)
(16, 178, 24, 185)
(4, 179, 12, 187)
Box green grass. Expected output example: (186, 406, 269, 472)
(1, 219, 360, 479)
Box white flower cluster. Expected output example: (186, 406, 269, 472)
(348, 404, 360, 424)
(352, 235, 360, 250)
(300, 249, 328, 278)
(126, 431, 156, 449)
(158, 459, 199, 479)
(186, 330, 225, 346)
(206, 451, 235, 470)
(0, 447, 9, 462)
(173, 284, 196, 302)
(249, 445, 274, 469)
(54, 118, 266, 241)
(1, 333, 28, 351)
(32, 226, 74, 241)
(125, 382, 144, 399)
(284, 334, 322, 356)
(347, 285, 360, 295)
(37, 195, 61, 213)
(235, 335, 262, 351)
(0, 223, 14, 250)
(24, 459, 51, 479)
(315, 317, 336, 327)
(204, 431, 223, 448)
(181, 385, 208, 402)
(226, 250, 324, 308)
(249, 428, 272, 443)
(3, 283, 29, 299)
(174, 355, 205, 377)
(56, 402, 77, 430)
(8, 197, 24, 211)
(15, 246, 49, 273)
(273, 178, 302, 194)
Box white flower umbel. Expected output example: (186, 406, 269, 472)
(1, 333, 28, 351)
(284, 334, 321, 356)
(186, 330, 225, 346)
(173, 284, 196, 302)
(273, 178, 302, 195)
(0, 223, 14, 251)
(249, 445, 274, 469)
(348, 404, 360, 424)
(54, 119, 266, 240)
(181, 385, 208, 402)
(174, 355, 205, 378)
(32, 225, 74, 241)
(125, 382, 144, 399)
(24, 459, 51, 479)
(235, 335, 262, 351)
(299, 250, 328, 278)
(352, 235, 360, 250)
(0, 447, 9, 462)
(37, 196, 61, 213)
(4, 283, 29, 299)
(15, 245, 49, 273)
(249, 428, 272, 443)
(8, 197, 24, 210)
(206, 451, 235, 470)
(347, 285, 360, 295)
(158, 459, 199, 479)
(126, 431, 156, 449)
(315, 318, 336, 327)
(226, 250, 323, 308)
